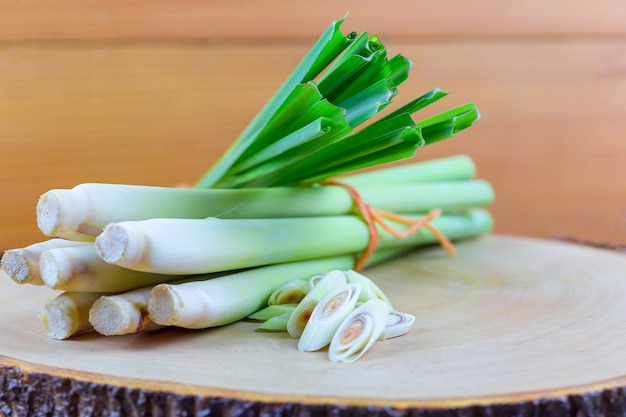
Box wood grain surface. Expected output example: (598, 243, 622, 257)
(1, 236, 626, 416)
(1, 0, 626, 41)
(0, 3, 625, 249)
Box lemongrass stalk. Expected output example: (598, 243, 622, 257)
(39, 291, 103, 339)
(380, 311, 415, 340)
(298, 283, 362, 352)
(258, 312, 292, 331)
(1, 239, 89, 286)
(268, 280, 311, 305)
(89, 286, 164, 336)
(148, 256, 355, 329)
(328, 299, 390, 363)
(95, 209, 493, 275)
(286, 270, 348, 337)
(36, 184, 351, 240)
(39, 244, 186, 292)
(36, 174, 492, 241)
(248, 304, 297, 321)
(345, 269, 394, 310)
(342, 154, 476, 186)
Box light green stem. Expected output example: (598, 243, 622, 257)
(96, 209, 493, 275)
(147, 256, 355, 329)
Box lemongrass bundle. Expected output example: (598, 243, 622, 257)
(0, 15, 493, 365)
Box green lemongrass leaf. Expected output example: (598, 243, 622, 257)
(276, 101, 480, 185)
(388, 54, 412, 86)
(258, 312, 292, 332)
(298, 283, 362, 352)
(418, 102, 481, 145)
(248, 304, 297, 321)
(337, 78, 397, 128)
(317, 53, 372, 99)
(329, 51, 405, 108)
(281, 89, 449, 183)
(321, 38, 391, 104)
(268, 279, 312, 305)
(305, 133, 422, 181)
(249, 89, 451, 186)
(230, 116, 346, 175)
(241, 108, 419, 187)
(232, 83, 347, 166)
(317, 31, 380, 91)
(195, 17, 354, 188)
(372, 88, 449, 126)
(279, 127, 423, 186)
(223, 117, 350, 188)
(232, 38, 402, 185)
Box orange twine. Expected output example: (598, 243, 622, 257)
(324, 179, 456, 271)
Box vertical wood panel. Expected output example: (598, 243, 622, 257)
(1, 40, 624, 250)
(0, 1, 625, 41)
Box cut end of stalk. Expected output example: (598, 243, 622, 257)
(89, 296, 132, 336)
(95, 223, 132, 264)
(1, 250, 33, 284)
(148, 284, 180, 326)
(39, 251, 69, 289)
(36, 191, 64, 237)
(36, 187, 97, 240)
(39, 300, 79, 340)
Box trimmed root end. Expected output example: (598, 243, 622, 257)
(89, 297, 131, 336)
(39, 251, 63, 289)
(96, 224, 130, 264)
(1, 250, 32, 284)
(36, 192, 64, 237)
(148, 285, 179, 326)
(39, 302, 77, 340)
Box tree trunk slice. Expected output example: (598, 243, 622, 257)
(1, 235, 626, 416)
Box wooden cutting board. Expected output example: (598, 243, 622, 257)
(1, 235, 626, 416)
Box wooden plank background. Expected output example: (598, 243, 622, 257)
(1, 1, 625, 251)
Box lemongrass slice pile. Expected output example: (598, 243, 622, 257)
(248, 269, 415, 362)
